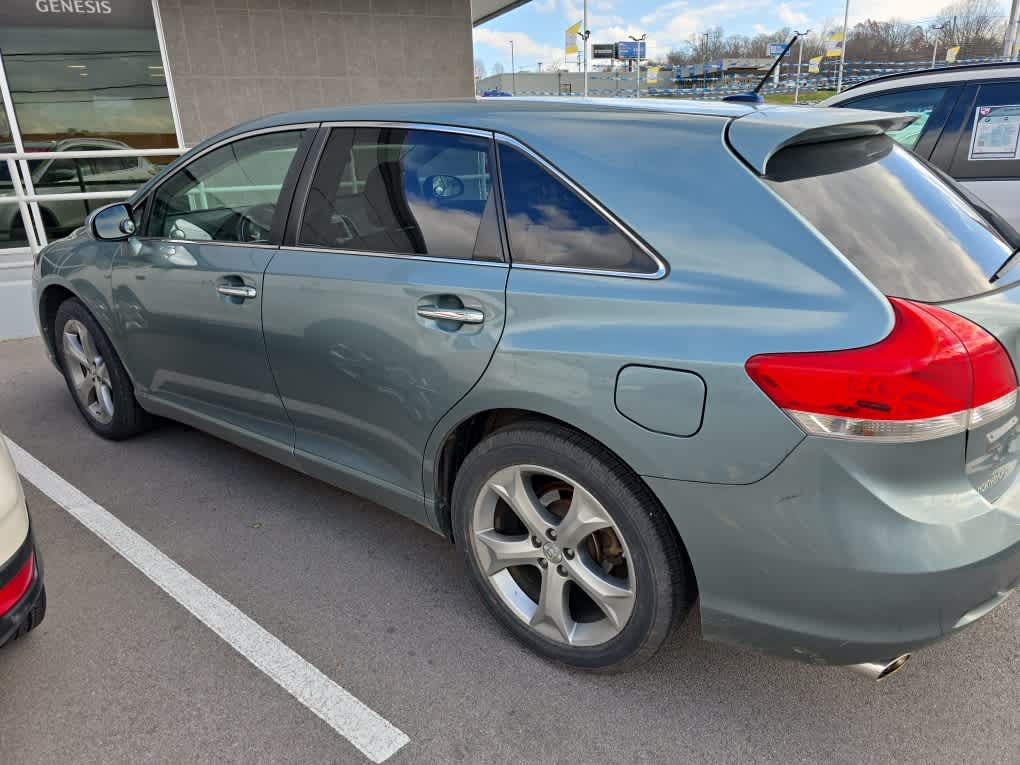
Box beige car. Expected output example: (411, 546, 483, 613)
(0, 435, 44, 646)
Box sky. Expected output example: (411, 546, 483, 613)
(474, 0, 952, 73)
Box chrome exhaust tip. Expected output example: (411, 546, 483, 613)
(847, 653, 912, 681)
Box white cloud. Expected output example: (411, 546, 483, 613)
(848, 0, 942, 23)
(753, 23, 768, 34)
(473, 27, 566, 67)
(777, 2, 809, 26)
(532, 0, 558, 12)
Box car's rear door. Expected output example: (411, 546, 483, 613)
(261, 124, 508, 517)
(930, 78, 1020, 230)
(112, 126, 316, 453)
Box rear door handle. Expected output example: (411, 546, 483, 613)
(217, 284, 257, 299)
(416, 305, 485, 324)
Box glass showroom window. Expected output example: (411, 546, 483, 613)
(0, 0, 180, 249)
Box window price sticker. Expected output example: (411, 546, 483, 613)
(968, 105, 1020, 160)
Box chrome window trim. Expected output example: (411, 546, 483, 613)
(132, 237, 280, 250)
(277, 245, 509, 268)
(494, 133, 668, 280)
(318, 121, 494, 139)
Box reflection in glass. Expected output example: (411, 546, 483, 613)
(149, 131, 304, 244)
(766, 136, 1015, 303)
(497, 144, 656, 274)
(300, 127, 500, 261)
(0, 2, 178, 249)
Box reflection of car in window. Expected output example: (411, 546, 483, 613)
(819, 62, 1020, 231)
(0, 138, 159, 245)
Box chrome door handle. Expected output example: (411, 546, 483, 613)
(416, 305, 485, 324)
(217, 284, 257, 299)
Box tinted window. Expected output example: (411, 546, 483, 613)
(766, 135, 1015, 302)
(300, 127, 501, 261)
(148, 130, 304, 243)
(497, 144, 657, 274)
(951, 81, 1020, 180)
(840, 87, 949, 150)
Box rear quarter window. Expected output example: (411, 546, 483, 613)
(764, 135, 1015, 303)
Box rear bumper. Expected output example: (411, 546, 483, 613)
(645, 437, 1020, 666)
(0, 525, 44, 647)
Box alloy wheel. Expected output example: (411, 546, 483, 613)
(62, 319, 115, 425)
(470, 464, 636, 647)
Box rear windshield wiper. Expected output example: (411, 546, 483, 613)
(990, 247, 1020, 284)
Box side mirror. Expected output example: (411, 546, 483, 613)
(91, 203, 136, 241)
(425, 174, 465, 200)
(45, 168, 78, 184)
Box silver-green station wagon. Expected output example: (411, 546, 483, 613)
(32, 99, 1020, 677)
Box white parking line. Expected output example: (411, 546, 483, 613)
(5, 436, 410, 764)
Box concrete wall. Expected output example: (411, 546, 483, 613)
(158, 0, 475, 146)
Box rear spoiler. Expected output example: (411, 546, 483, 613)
(727, 106, 916, 175)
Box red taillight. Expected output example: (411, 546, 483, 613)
(746, 297, 1018, 442)
(0, 551, 34, 615)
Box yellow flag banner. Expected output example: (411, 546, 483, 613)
(565, 21, 581, 55)
(646, 66, 659, 84)
(808, 55, 822, 73)
(825, 29, 844, 57)
(945, 45, 961, 63)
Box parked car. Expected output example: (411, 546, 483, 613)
(819, 62, 1020, 230)
(32, 99, 1020, 676)
(0, 138, 160, 244)
(0, 433, 45, 647)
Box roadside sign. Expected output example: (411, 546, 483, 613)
(592, 43, 616, 59)
(616, 40, 646, 59)
(767, 42, 786, 57)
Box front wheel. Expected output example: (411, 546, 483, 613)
(54, 298, 152, 440)
(452, 423, 696, 672)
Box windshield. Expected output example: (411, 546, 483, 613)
(764, 135, 1016, 303)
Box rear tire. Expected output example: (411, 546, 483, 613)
(452, 422, 696, 672)
(54, 298, 151, 440)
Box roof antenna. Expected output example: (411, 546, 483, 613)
(723, 33, 801, 104)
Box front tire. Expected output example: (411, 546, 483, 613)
(54, 298, 151, 440)
(452, 422, 696, 672)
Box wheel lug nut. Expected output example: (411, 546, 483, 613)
(556, 565, 567, 577)
(531, 536, 541, 548)
(538, 559, 548, 569)
(563, 548, 574, 560)
(546, 528, 557, 541)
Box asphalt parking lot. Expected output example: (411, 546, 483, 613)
(1, 335, 1018, 765)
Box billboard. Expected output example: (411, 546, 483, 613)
(767, 42, 786, 57)
(615, 40, 646, 59)
(592, 43, 616, 59)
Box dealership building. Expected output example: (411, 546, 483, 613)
(0, 0, 521, 329)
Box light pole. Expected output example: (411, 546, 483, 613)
(508, 40, 516, 95)
(793, 29, 810, 103)
(701, 32, 710, 89)
(930, 23, 947, 68)
(582, 0, 590, 97)
(1006, 0, 1020, 60)
(629, 33, 646, 97)
(836, 0, 850, 93)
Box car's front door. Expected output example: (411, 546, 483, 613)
(262, 125, 508, 515)
(112, 127, 315, 451)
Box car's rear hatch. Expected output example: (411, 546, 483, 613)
(732, 107, 1020, 504)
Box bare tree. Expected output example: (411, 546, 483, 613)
(474, 58, 487, 78)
